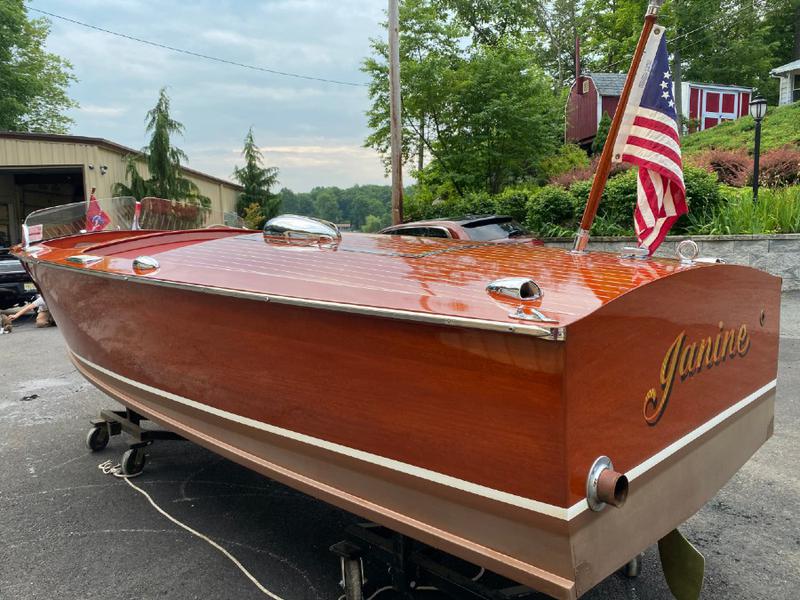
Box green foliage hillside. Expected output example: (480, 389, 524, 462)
(682, 103, 800, 157)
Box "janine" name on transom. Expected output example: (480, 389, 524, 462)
(643, 322, 751, 426)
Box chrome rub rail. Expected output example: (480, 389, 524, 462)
(22, 256, 566, 340)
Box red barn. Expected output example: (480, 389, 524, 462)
(566, 73, 752, 146)
(565, 73, 625, 148)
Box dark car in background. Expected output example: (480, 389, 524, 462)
(0, 248, 36, 309)
(378, 215, 543, 245)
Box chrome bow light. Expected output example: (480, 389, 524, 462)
(263, 214, 341, 247)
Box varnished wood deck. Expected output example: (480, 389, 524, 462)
(29, 230, 705, 327)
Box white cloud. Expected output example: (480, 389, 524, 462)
(76, 104, 127, 117)
(39, 0, 387, 190)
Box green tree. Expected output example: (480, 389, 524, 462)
(529, 0, 585, 89)
(363, 0, 465, 175)
(677, 0, 780, 104)
(582, 0, 647, 72)
(233, 128, 280, 218)
(0, 1, 77, 133)
(314, 189, 342, 223)
(242, 202, 268, 229)
(364, 2, 562, 196)
(442, 42, 563, 193)
(582, 0, 794, 105)
(362, 214, 386, 233)
(113, 88, 209, 207)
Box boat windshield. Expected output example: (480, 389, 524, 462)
(22, 196, 244, 245)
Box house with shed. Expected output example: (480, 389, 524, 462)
(771, 59, 800, 105)
(566, 73, 752, 147)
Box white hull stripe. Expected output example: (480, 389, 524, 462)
(71, 350, 776, 522)
(626, 378, 776, 481)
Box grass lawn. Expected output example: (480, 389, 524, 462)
(682, 101, 800, 156)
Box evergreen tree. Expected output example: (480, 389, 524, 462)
(233, 128, 280, 218)
(0, 1, 77, 133)
(144, 88, 188, 200)
(113, 88, 209, 207)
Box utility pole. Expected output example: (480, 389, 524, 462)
(388, 0, 403, 225)
(673, 0, 683, 133)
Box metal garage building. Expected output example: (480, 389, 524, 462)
(0, 131, 242, 247)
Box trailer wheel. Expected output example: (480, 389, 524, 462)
(341, 558, 364, 600)
(121, 447, 146, 476)
(86, 425, 110, 452)
(623, 554, 643, 578)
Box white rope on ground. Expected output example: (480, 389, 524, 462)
(97, 460, 285, 600)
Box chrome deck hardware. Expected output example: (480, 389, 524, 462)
(486, 277, 542, 301)
(66, 254, 103, 266)
(509, 306, 558, 323)
(695, 257, 726, 264)
(263, 214, 341, 246)
(620, 246, 649, 260)
(676, 239, 699, 264)
(133, 256, 160, 272)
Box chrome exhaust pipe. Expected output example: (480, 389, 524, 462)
(587, 456, 629, 511)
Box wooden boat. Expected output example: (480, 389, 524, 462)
(14, 205, 779, 598)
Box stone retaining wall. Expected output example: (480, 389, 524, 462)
(543, 234, 800, 291)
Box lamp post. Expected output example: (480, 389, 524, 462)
(749, 94, 767, 203)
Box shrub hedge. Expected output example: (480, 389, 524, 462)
(406, 162, 800, 237)
(521, 167, 722, 237)
(759, 147, 800, 188)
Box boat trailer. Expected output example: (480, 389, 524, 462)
(330, 522, 642, 600)
(85, 409, 645, 598)
(85, 408, 184, 476)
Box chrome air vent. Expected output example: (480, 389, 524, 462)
(486, 277, 542, 301)
(263, 214, 341, 246)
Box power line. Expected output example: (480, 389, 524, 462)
(672, 2, 756, 54)
(600, 0, 755, 72)
(26, 5, 370, 88)
(670, 0, 754, 45)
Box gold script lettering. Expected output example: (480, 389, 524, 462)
(644, 332, 684, 425)
(644, 323, 750, 426)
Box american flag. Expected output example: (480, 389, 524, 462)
(612, 29, 687, 254)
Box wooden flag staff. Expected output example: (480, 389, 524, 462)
(572, 0, 664, 254)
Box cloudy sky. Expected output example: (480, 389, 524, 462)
(33, 0, 390, 191)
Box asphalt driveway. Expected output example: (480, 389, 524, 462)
(1, 296, 798, 600)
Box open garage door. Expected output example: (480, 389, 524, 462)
(0, 167, 84, 247)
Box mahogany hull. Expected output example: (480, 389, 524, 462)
(24, 251, 780, 598)
(15, 220, 780, 599)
